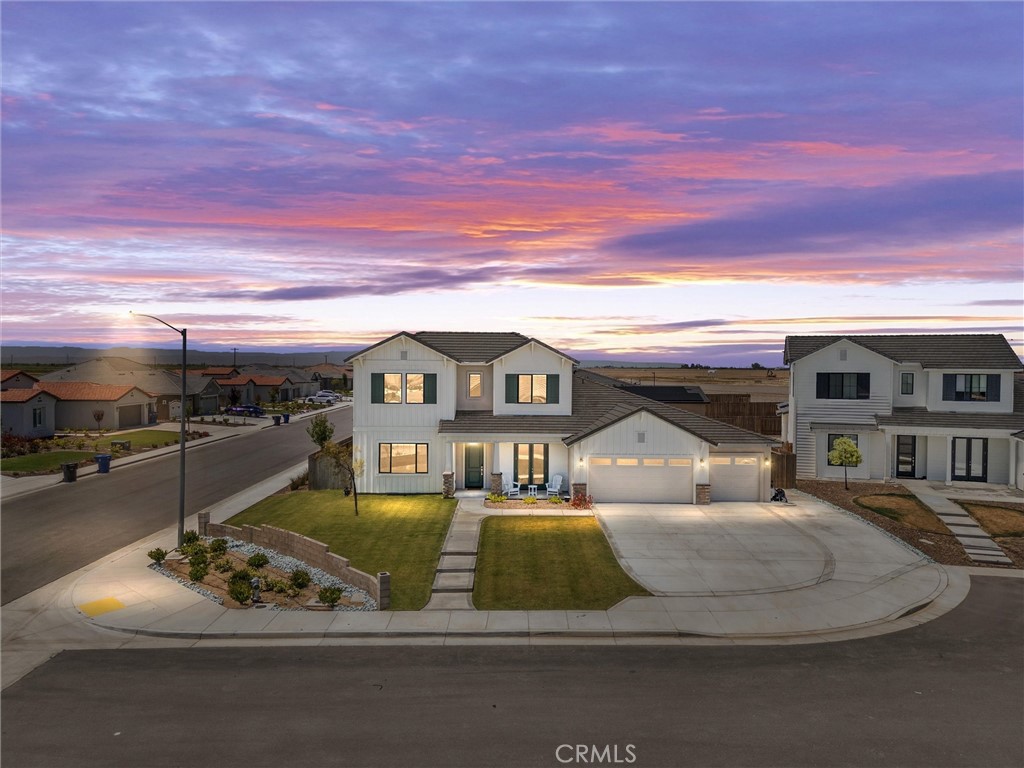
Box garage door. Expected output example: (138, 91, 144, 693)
(117, 404, 143, 429)
(588, 457, 693, 503)
(709, 455, 761, 501)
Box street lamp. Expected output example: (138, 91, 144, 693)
(130, 311, 187, 548)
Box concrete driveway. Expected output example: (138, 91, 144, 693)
(595, 495, 930, 597)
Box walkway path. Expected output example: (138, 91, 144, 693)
(902, 480, 1015, 566)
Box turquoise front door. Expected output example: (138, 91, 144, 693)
(465, 444, 484, 489)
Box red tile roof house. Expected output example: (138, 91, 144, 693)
(1, 370, 41, 390)
(1, 387, 58, 438)
(347, 332, 776, 503)
(213, 375, 298, 406)
(33, 382, 157, 431)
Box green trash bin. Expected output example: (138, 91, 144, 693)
(61, 462, 79, 483)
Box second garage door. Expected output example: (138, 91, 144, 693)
(588, 457, 693, 503)
(709, 455, 762, 501)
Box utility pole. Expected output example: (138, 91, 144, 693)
(232, 347, 238, 367)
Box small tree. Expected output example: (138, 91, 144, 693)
(322, 441, 364, 516)
(92, 409, 105, 433)
(229, 388, 241, 407)
(306, 414, 335, 450)
(827, 436, 862, 490)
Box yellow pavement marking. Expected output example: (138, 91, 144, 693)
(78, 597, 126, 617)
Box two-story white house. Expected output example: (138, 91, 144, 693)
(347, 332, 776, 502)
(783, 334, 1024, 487)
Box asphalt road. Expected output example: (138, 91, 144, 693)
(2, 577, 1021, 768)
(0, 408, 352, 605)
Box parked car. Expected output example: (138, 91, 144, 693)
(306, 393, 337, 404)
(226, 404, 264, 417)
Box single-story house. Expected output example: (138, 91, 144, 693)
(34, 382, 157, 431)
(1, 388, 58, 438)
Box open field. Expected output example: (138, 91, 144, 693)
(589, 366, 789, 401)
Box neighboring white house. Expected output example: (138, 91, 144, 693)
(783, 334, 1024, 487)
(347, 332, 775, 502)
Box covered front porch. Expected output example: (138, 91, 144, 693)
(440, 435, 571, 496)
(877, 423, 1019, 487)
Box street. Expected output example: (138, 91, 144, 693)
(0, 408, 352, 605)
(1, 577, 1021, 768)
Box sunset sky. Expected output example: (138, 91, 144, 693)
(2, 2, 1022, 365)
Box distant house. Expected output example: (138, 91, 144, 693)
(214, 374, 300, 405)
(1, 387, 58, 438)
(1, 370, 40, 390)
(617, 385, 709, 415)
(34, 382, 156, 431)
(305, 363, 353, 392)
(198, 366, 240, 378)
(784, 334, 1024, 487)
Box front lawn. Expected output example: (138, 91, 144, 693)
(1, 451, 95, 473)
(957, 502, 1024, 537)
(854, 494, 952, 535)
(225, 493, 456, 610)
(96, 429, 181, 449)
(473, 516, 649, 610)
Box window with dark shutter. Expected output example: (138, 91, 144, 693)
(371, 373, 384, 403)
(546, 374, 559, 404)
(424, 373, 437, 404)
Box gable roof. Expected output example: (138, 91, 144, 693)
(34, 382, 151, 402)
(0, 388, 55, 403)
(784, 334, 1023, 369)
(200, 367, 239, 376)
(214, 374, 294, 387)
(346, 331, 579, 365)
(439, 369, 774, 447)
(1, 370, 38, 384)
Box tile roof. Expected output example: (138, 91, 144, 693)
(200, 367, 238, 376)
(1, 370, 37, 383)
(784, 334, 1023, 369)
(347, 331, 579, 364)
(875, 408, 1024, 431)
(34, 382, 150, 402)
(619, 385, 709, 404)
(439, 369, 775, 447)
(0, 388, 53, 403)
(215, 375, 292, 387)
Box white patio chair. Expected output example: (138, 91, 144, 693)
(545, 475, 563, 497)
(503, 481, 521, 498)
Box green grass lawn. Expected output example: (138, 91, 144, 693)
(225, 492, 456, 610)
(1, 451, 95, 473)
(473, 516, 649, 610)
(98, 429, 180, 449)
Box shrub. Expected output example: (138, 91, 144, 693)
(549, 495, 564, 505)
(290, 470, 309, 491)
(486, 492, 507, 503)
(569, 492, 594, 510)
(180, 542, 207, 560)
(317, 587, 342, 608)
(209, 538, 228, 555)
(523, 496, 538, 505)
(265, 578, 288, 594)
(214, 558, 233, 573)
(246, 552, 270, 569)
(189, 561, 209, 583)
(182, 530, 200, 545)
(228, 580, 252, 604)
(147, 547, 167, 564)
(290, 569, 311, 589)
(228, 567, 253, 585)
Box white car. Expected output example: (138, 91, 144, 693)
(306, 392, 337, 404)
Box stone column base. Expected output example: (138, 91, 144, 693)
(442, 471, 455, 498)
(490, 472, 503, 495)
(696, 483, 711, 504)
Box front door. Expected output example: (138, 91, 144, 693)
(464, 444, 484, 489)
(952, 437, 987, 482)
(896, 435, 916, 478)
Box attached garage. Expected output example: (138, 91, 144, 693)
(588, 456, 694, 503)
(117, 403, 144, 429)
(709, 455, 762, 501)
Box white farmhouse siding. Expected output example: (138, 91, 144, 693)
(492, 343, 573, 416)
(791, 342, 892, 479)
(1014, 436, 1024, 490)
(892, 364, 926, 408)
(495, 439, 569, 490)
(925, 369, 1014, 413)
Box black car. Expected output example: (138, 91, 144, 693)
(226, 405, 264, 417)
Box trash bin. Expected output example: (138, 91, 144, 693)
(282, 413, 290, 424)
(95, 454, 112, 474)
(272, 415, 282, 426)
(61, 462, 78, 483)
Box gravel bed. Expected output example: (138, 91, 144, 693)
(149, 562, 224, 604)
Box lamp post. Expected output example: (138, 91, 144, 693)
(131, 312, 187, 548)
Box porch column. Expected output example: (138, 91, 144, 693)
(1008, 438, 1017, 489)
(881, 430, 891, 482)
(443, 439, 453, 474)
(489, 441, 503, 495)
(945, 435, 953, 486)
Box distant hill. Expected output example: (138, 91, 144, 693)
(1, 345, 363, 368)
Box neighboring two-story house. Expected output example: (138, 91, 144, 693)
(783, 334, 1024, 487)
(347, 332, 775, 502)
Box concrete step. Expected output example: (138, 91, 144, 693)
(432, 571, 475, 592)
(422, 592, 475, 610)
(438, 554, 476, 571)
(969, 555, 1013, 565)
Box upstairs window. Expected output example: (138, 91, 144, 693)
(943, 374, 1000, 402)
(816, 372, 870, 400)
(900, 372, 914, 395)
(505, 373, 559, 404)
(371, 373, 437, 404)
(468, 372, 482, 399)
